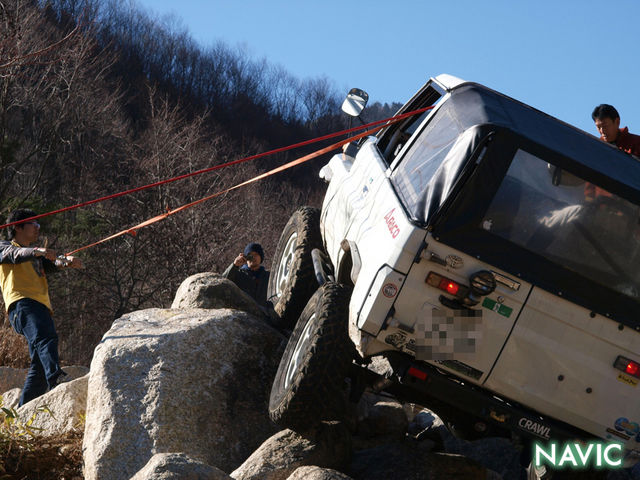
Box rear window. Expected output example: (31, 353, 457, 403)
(482, 149, 640, 300)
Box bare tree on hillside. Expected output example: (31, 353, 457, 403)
(0, 1, 129, 210)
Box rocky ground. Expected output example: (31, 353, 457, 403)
(1, 273, 638, 480)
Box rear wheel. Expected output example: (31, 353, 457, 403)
(269, 282, 353, 432)
(268, 207, 323, 329)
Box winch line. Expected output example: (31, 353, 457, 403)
(0, 106, 432, 231)
(65, 106, 433, 256)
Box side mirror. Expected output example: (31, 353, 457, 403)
(341, 88, 369, 117)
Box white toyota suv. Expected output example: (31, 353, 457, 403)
(266, 75, 640, 475)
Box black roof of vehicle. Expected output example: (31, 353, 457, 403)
(442, 83, 640, 202)
(412, 83, 640, 327)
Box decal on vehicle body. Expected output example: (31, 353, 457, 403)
(384, 208, 400, 239)
(614, 418, 640, 436)
(384, 332, 416, 354)
(446, 254, 463, 269)
(385, 332, 407, 349)
(518, 417, 551, 439)
(617, 373, 638, 387)
(482, 297, 513, 318)
(382, 283, 398, 298)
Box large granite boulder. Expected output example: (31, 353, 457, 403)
(286, 466, 354, 480)
(129, 452, 232, 480)
(354, 392, 408, 442)
(171, 273, 264, 317)
(17, 374, 88, 436)
(1, 387, 21, 409)
(83, 308, 284, 480)
(231, 423, 352, 480)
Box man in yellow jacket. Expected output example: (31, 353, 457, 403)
(0, 209, 82, 406)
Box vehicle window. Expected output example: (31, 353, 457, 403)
(482, 149, 640, 300)
(388, 111, 431, 159)
(390, 109, 464, 221)
(378, 85, 443, 163)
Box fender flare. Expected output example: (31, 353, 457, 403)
(339, 239, 362, 286)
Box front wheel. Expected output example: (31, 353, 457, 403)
(267, 207, 323, 329)
(269, 282, 353, 432)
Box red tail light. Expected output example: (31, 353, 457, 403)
(614, 356, 640, 379)
(408, 366, 428, 381)
(426, 271, 467, 298)
(443, 280, 459, 295)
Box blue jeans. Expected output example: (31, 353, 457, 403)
(8, 298, 62, 406)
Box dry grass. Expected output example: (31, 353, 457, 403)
(0, 323, 84, 479)
(0, 430, 84, 479)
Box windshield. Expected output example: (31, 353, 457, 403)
(390, 108, 467, 223)
(482, 149, 640, 300)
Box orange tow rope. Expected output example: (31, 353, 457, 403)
(66, 124, 371, 255)
(66, 107, 433, 255)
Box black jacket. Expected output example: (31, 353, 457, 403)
(222, 263, 270, 307)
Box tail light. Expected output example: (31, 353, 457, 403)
(408, 366, 428, 381)
(426, 271, 469, 299)
(614, 356, 640, 379)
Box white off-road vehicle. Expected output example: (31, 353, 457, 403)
(267, 75, 640, 472)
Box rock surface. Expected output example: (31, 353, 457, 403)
(130, 452, 232, 480)
(349, 439, 488, 480)
(355, 392, 408, 442)
(0, 364, 89, 394)
(83, 308, 284, 480)
(286, 466, 354, 480)
(0, 387, 21, 409)
(17, 374, 88, 437)
(171, 273, 264, 318)
(439, 429, 525, 480)
(231, 423, 352, 480)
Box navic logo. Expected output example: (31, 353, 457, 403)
(534, 442, 623, 469)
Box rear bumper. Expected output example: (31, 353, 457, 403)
(368, 354, 593, 444)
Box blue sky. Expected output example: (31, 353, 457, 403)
(135, 0, 640, 136)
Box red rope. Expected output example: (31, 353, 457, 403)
(65, 107, 434, 255)
(0, 106, 432, 230)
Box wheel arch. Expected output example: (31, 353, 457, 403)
(338, 239, 361, 287)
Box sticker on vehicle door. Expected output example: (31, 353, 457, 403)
(382, 283, 398, 298)
(384, 208, 400, 239)
(617, 373, 639, 387)
(482, 297, 513, 318)
(614, 418, 640, 437)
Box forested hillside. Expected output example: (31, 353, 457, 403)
(0, 0, 402, 365)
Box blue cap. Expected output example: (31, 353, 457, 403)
(244, 242, 264, 261)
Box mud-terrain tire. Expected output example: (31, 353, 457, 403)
(268, 207, 323, 329)
(269, 282, 353, 432)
